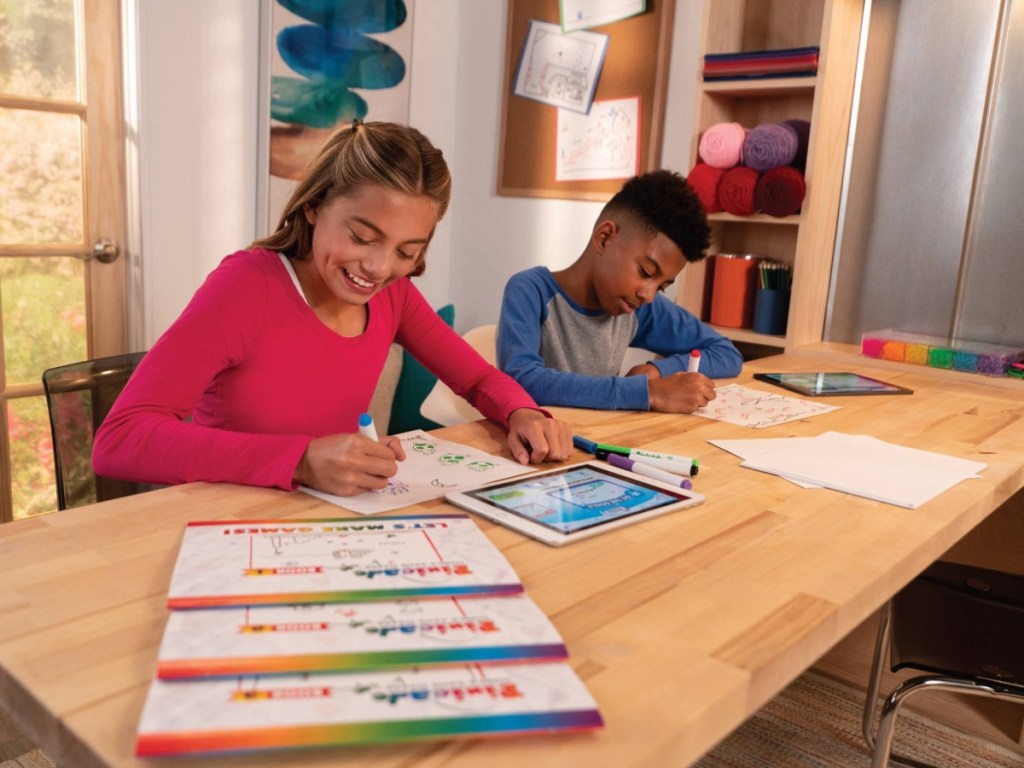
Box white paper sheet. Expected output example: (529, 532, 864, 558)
(302, 431, 535, 515)
(709, 437, 819, 488)
(738, 432, 987, 508)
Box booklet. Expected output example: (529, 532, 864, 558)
(166, 514, 523, 609)
(157, 595, 568, 678)
(136, 662, 603, 756)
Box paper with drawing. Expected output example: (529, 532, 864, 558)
(693, 384, 839, 428)
(302, 431, 535, 515)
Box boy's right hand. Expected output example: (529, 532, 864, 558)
(294, 433, 405, 496)
(648, 372, 717, 414)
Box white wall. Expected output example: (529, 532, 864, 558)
(135, 1, 702, 344)
(135, 0, 262, 346)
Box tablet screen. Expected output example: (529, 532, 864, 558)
(463, 464, 687, 535)
(753, 372, 913, 396)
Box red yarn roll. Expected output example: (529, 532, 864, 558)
(755, 166, 806, 217)
(687, 162, 725, 213)
(717, 166, 759, 216)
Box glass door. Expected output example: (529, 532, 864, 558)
(0, 0, 129, 521)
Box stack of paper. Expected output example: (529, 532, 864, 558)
(711, 432, 987, 508)
(136, 514, 602, 757)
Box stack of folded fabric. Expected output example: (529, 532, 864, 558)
(702, 46, 819, 81)
(687, 118, 809, 218)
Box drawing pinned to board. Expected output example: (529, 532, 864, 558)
(556, 96, 640, 181)
(513, 20, 608, 114)
(265, 0, 414, 224)
(561, 0, 646, 32)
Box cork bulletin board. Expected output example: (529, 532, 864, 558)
(497, 0, 676, 201)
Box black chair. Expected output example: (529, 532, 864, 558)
(862, 560, 1024, 768)
(41, 352, 155, 510)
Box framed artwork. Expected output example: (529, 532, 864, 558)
(498, 0, 675, 201)
(259, 0, 415, 231)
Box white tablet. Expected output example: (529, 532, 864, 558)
(444, 461, 704, 547)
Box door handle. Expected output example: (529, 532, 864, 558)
(79, 237, 120, 264)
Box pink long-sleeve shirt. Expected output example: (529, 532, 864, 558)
(93, 248, 541, 490)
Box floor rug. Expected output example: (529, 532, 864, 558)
(696, 672, 1023, 767)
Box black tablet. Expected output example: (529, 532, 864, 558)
(753, 372, 913, 396)
(445, 461, 704, 547)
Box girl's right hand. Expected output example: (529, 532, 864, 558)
(293, 433, 405, 496)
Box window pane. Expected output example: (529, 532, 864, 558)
(1, 255, 87, 385)
(0, 0, 79, 101)
(7, 395, 58, 519)
(0, 108, 84, 245)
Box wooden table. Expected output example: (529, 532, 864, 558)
(2, 347, 1023, 767)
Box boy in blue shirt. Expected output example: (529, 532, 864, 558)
(497, 170, 742, 413)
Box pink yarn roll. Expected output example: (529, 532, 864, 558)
(717, 166, 760, 216)
(698, 122, 746, 169)
(754, 166, 806, 217)
(687, 162, 725, 213)
(742, 122, 799, 172)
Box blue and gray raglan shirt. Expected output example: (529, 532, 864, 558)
(497, 267, 743, 410)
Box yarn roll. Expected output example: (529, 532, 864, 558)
(687, 162, 725, 213)
(717, 166, 760, 216)
(742, 122, 799, 172)
(785, 118, 811, 170)
(755, 166, 807, 217)
(698, 122, 746, 169)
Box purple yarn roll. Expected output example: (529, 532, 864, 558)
(742, 122, 799, 172)
(785, 119, 811, 170)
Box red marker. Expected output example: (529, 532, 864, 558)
(688, 349, 701, 374)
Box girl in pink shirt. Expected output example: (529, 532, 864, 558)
(93, 121, 572, 496)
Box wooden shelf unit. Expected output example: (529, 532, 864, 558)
(677, 0, 865, 351)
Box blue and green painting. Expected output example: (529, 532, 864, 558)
(272, 0, 408, 127)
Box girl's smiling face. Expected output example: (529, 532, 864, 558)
(302, 184, 437, 307)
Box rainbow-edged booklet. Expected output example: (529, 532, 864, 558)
(166, 514, 522, 609)
(156, 595, 568, 679)
(135, 662, 603, 756)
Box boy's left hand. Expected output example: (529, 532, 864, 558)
(626, 362, 660, 379)
(506, 409, 573, 465)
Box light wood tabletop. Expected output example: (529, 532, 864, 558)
(2, 346, 1023, 768)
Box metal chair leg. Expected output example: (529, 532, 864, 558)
(863, 603, 941, 768)
(862, 600, 893, 751)
(872, 675, 1024, 768)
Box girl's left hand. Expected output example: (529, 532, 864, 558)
(506, 408, 573, 465)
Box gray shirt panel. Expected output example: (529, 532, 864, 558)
(540, 293, 638, 376)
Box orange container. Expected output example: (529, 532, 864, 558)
(710, 254, 760, 328)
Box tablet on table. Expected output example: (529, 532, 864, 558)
(445, 461, 704, 547)
(752, 372, 913, 396)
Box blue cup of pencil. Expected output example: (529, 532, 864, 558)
(752, 261, 792, 336)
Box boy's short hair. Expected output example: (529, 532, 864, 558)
(600, 170, 711, 262)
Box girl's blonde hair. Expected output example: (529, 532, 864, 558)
(253, 121, 451, 276)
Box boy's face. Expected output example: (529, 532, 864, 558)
(590, 218, 686, 316)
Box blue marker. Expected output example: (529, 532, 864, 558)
(573, 435, 599, 454)
(358, 412, 379, 441)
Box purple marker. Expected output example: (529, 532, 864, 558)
(607, 453, 692, 490)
